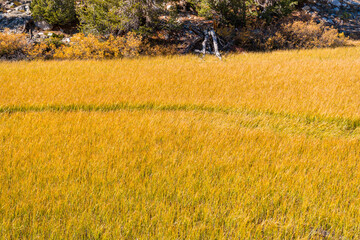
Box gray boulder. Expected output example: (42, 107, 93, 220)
(34, 20, 53, 31)
(329, 0, 341, 7)
(0, 13, 32, 31)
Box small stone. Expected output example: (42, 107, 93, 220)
(329, 0, 341, 7)
(311, 6, 320, 11)
(14, 5, 26, 11)
(11, 11, 23, 15)
(166, 3, 176, 11)
(35, 20, 53, 31)
(5, 2, 14, 8)
(323, 17, 334, 24)
(61, 37, 71, 44)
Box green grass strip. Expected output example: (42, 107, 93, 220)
(0, 103, 359, 138)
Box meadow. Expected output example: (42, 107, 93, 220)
(0, 47, 360, 239)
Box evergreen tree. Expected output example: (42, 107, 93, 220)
(31, 0, 77, 26)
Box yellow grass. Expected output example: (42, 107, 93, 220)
(0, 47, 360, 238)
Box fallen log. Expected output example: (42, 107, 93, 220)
(182, 36, 203, 54)
(194, 49, 215, 54)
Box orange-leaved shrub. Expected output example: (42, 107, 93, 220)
(53, 32, 143, 59)
(142, 42, 178, 56)
(231, 18, 348, 51)
(265, 20, 347, 50)
(0, 29, 28, 58)
(26, 42, 57, 60)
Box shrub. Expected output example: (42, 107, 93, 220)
(197, 0, 248, 27)
(26, 42, 57, 60)
(231, 19, 347, 51)
(1, 30, 144, 60)
(257, 0, 299, 23)
(0, 29, 28, 59)
(53, 32, 143, 59)
(31, 0, 77, 26)
(77, 0, 161, 35)
(195, 0, 299, 28)
(266, 20, 348, 50)
(142, 41, 178, 56)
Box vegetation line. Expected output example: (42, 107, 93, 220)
(1, 103, 359, 131)
(0, 103, 226, 114)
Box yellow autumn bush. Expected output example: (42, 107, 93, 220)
(230, 19, 348, 51)
(266, 20, 347, 50)
(0, 29, 27, 58)
(26, 42, 57, 60)
(0, 31, 144, 60)
(142, 41, 178, 56)
(53, 32, 143, 59)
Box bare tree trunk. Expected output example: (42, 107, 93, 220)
(196, 29, 222, 59)
(209, 29, 221, 60)
(201, 30, 209, 58)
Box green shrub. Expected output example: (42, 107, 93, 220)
(258, 0, 299, 23)
(77, 0, 161, 35)
(195, 0, 299, 28)
(31, 0, 77, 26)
(196, 0, 248, 27)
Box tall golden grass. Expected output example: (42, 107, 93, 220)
(0, 47, 360, 238)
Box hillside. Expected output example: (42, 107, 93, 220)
(1, 0, 360, 43)
(303, 0, 360, 38)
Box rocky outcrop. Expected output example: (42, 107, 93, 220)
(1, 0, 360, 38)
(0, 13, 31, 32)
(0, 0, 55, 33)
(303, 0, 360, 38)
(0, 0, 32, 32)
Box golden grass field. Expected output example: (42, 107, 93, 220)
(0, 47, 360, 239)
